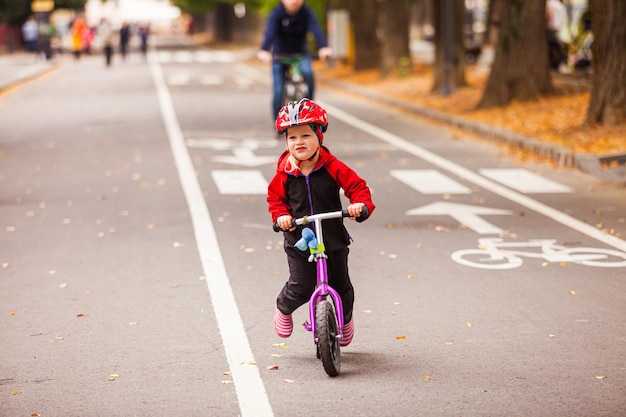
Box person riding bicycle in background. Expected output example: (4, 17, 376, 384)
(257, 0, 333, 122)
(268, 98, 375, 347)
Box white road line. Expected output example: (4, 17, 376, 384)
(199, 74, 225, 85)
(319, 100, 626, 253)
(167, 73, 190, 86)
(480, 168, 573, 193)
(391, 169, 471, 194)
(212, 170, 269, 195)
(148, 53, 274, 417)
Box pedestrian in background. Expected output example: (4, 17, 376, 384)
(546, 0, 570, 72)
(138, 24, 150, 59)
(70, 17, 86, 60)
(119, 22, 130, 61)
(22, 16, 38, 53)
(99, 18, 116, 67)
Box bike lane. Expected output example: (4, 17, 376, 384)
(156, 46, 626, 416)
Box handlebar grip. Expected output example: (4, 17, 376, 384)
(356, 206, 370, 223)
(273, 218, 297, 232)
(341, 206, 370, 222)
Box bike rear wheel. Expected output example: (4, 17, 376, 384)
(316, 300, 341, 377)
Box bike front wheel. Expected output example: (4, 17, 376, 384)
(316, 300, 341, 377)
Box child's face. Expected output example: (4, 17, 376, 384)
(286, 124, 319, 161)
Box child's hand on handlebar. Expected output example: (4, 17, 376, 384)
(277, 214, 295, 231)
(346, 203, 365, 220)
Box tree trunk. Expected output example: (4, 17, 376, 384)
(379, 0, 411, 77)
(214, 2, 235, 43)
(432, 0, 467, 92)
(477, 0, 552, 109)
(586, 0, 626, 126)
(345, 0, 380, 71)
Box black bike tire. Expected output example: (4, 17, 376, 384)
(316, 300, 341, 377)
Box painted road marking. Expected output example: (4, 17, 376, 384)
(391, 169, 471, 194)
(317, 100, 626, 253)
(198, 74, 225, 85)
(212, 170, 268, 195)
(480, 168, 572, 193)
(149, 54, 274, 417)
(406, 202, 512, 234)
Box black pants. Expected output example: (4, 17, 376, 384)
(277, 245, 354, 323)
(104, 46, 113, 66)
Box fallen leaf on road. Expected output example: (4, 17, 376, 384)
(465, 322, 472, 328)
(223, 371, 232, 376)
(423, 376, 430, 381)
(273, 343, 288, 349)
(109, 374, 119, 381)
(284, 379, 295, 383)
(395, 335, 407, 340)
(59, 283, 68, 289)
(596, 375, 607, 379)
(267, 365, 279, 370)
(569, 290, 576, 295)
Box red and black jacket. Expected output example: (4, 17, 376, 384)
(267, 146, 375, 251)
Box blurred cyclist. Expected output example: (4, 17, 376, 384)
(257, 0, 333, 121)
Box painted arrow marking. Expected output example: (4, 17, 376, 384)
(211, 148, 276, 167)
(406, 202, 513, 234)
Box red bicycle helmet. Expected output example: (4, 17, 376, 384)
(275, 99, 328, 140)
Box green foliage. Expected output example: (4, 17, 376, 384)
(257, 0, 328, 31)
(0, 0, 87, 24)
(172, 0, 264, 15)
(54, 0, 87, 10)
(0, 0, 31, 24)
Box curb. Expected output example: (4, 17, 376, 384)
(320, 77, 626, 188)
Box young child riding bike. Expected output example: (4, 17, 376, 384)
(268, 99, 375, 347)
(257, 0, 333, 121)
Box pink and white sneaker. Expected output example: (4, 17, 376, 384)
(340, 319, 354, 347)
(274, 308, 293, 338)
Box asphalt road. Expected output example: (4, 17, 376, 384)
(2, 36, 625, 417)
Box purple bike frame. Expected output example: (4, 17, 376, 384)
(305, 256, 344, 340)
(291, 210, 349, 343)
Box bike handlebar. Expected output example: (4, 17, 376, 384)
(273, 206, 370, 232)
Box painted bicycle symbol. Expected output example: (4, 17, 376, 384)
(451, 238, 626, 269)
